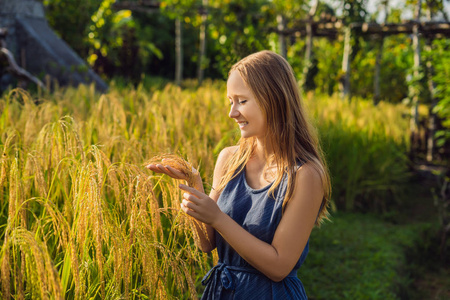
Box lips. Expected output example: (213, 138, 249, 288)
(237, 121, 248, 128)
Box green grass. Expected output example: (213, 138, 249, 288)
(301, 212, 430, 300)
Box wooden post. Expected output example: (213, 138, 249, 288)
(373, 0, 389, 105)
(410, 0, 422, 158)
(277, 14, 287, 58)
(175, 17, 183, 86)
(302, 0, 319, 91)
(341, 26, 352, 99)
(373, 40, 382, 104)
(197, 0, 208, 85)
(425, 6, 437, 162)
(426, 52, 437, 162)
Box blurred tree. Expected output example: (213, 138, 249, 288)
(314, 37, 342, 96)
(429, 39, 450, 157)
(45, 0, 165, 82)
(43, 0, 103, 57)
(207, 0, 273, 78)
(197, 0, 209, 84)
(270, 0, 308, 81)
(298, 2, 338, 94)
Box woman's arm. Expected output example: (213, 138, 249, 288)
(180, 163, 324, 281)
(146, 146, 236, 253)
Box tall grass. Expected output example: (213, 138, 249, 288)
(307, 95, 410, 211)
(0, 81, 410, 298)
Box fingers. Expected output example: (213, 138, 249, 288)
(183, 192, 199, 204)
(181, 198, 196, 210)
(165, 165, 186, 178)
(145, 163, 166, 173)
(179, 184, 203, 197)
(146, 164, 185, 179)
(181, 201, 200, 219)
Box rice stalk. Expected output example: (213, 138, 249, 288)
(110, 230, 130, 298)
(27, 153, 48, 198)
(34, 197, 82, 297)
(139, 239, 159, 297)
(88, 164, 105, 298)
(22, 101, 38, 148)
(0, 131, 18, 205)
(98, 150, 122, 211)
(8, 156, 27, 230)
(1, 241, 11, 299)
(143, 175, 162, 242)
(0, 152, 8, 205)
(8, 227, 64, 299)
(72, 164, 90, 252)
(15, 252, 25, 300)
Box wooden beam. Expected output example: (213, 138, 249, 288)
(275, 20, 450, 38)
(112, 0, 160, 13)
(352, 21, 450, 36)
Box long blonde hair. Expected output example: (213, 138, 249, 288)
(217, 50, 331, 226)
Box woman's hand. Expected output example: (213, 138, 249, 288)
(146, 160, 189, 180)
(179, 184, 223, 226)
(146, 159, 202, 188)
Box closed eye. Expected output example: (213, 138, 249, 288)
(239, 100, 247, 104)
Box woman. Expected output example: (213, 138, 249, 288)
(147, 50, 331, 299)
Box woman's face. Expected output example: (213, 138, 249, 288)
(227, 70, 266, 139)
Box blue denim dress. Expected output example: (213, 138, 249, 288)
(201, 168, 309, 299)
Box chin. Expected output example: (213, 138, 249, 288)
(240, 132, 254, 139)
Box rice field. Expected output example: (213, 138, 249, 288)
(0, 81, 410, 299)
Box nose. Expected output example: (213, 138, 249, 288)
(229, 104, 240, 119)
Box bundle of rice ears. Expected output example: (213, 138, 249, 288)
(144, 154, 198, 187)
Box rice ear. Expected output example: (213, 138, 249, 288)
(144, 154, 198, 187)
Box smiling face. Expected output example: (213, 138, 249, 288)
(227, 70, 267, 139)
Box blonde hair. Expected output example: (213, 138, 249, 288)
(217, 50, 331, 226)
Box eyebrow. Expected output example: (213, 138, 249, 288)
(227, 94, 250, 99)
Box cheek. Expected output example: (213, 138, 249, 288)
(257, 109, 267, 127)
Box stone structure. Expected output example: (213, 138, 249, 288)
(0, 0, 108, 91)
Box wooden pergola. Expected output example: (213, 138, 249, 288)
(279, 20, 450, 38)
(274, 19, 450, 99)
(273, 2, 450, 162)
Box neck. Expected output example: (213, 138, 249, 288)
(254, 137, 273, 162)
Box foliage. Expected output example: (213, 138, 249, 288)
(341, 0, 369, 24)
(40, 0, 450, 107)
(308, 94, 411, 211)
(429, 39, 450, 148)
(44, 0, 165, 82)
(311, 38, 342, 96)
(207, 0, 274, 78)
(41, 0, 447, 108)
(86, 0, 165, 81)
(43, 0, 103, 57)
(349, 35, 412, 101)
(160, 0, 199, 19)
(301, 212, 429, 300)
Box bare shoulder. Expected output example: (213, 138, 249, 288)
(296, 163, 322, 184)
(210, 146, 238, 198)
(292, 163, 324, 204)
(216, 146, 238, 166)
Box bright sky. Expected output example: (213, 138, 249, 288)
(323, 0, 450, 22)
